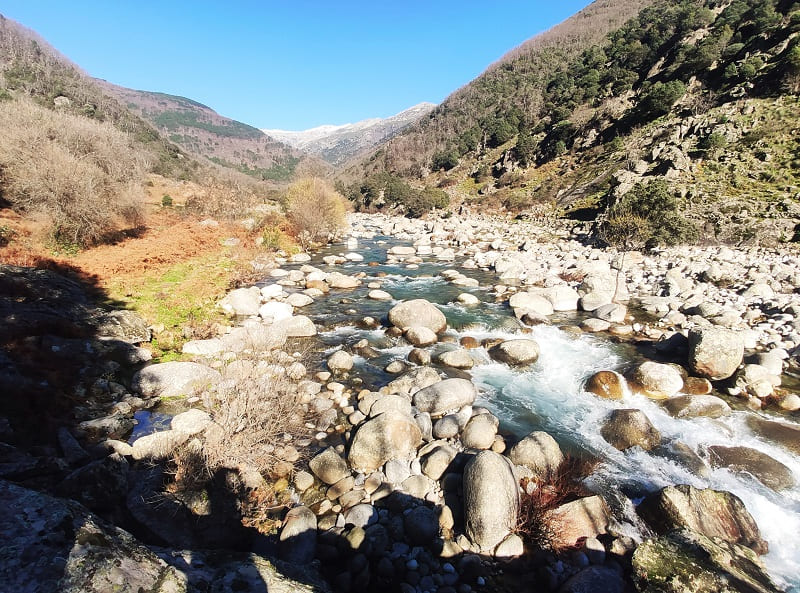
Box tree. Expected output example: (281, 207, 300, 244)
(638, 81, 686, 118)
(285, 178, 348, 249)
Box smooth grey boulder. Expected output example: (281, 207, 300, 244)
(601, 409, 661, 451)
(220, 286, 261, 316)
(463, 451, 519, 551)
(688, 328, 744, 380)
(637, 484, 768, 554)
(131, 430, 190, 461)
(388, 299, 447, 333)
(132, 361, 221, 398)
(170, 409, 212, 435)
(436, 349, 474, 369)
(327, 350, 354, 373)
(508, 292, 554, 316)
(507, 431, 564, 479)
(462, 413, 499, 450)
(488, 339, 540, 366)
(584, 370, 627, 400)
(405, 326, 438, 347)
(412, 378, 478, 417)
(559, 566, 626, 593)
(348, 410, 422, 471)
(592, 303, 627, 323)
(273, 315, 317, 337)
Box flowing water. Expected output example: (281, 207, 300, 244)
(283, 230, 800, 589)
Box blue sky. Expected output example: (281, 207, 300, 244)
(2, 1, 592, 130)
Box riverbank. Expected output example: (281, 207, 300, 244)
(2, 211, 800, 592)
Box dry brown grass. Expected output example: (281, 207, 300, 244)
(0, 98, 149, 246)
(516, 455, 598, 552)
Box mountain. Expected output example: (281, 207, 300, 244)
(264, 103, 436, 166)
(102, 84, 331, 183)
(346, 0, 800, 245)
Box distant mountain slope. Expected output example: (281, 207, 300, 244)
(348, 0, 653, 179)
(264, 103, 436, 166)
(103, 85, 330, 182)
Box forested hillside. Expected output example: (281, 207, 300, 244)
(348, 0, 800, 245)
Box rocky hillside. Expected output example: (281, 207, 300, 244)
(264, 103, 436, 167)
(105, 84, 331, 183)
(349, 0, 800, 245)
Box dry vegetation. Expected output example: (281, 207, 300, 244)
(0, 98, 149, 246)
(285, 177, 349, 248)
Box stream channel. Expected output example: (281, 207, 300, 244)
(141, 221, 800, 590)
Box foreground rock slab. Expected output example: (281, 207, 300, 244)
(463, 451, 519, 551)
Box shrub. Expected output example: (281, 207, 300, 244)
(161, 194, 173, 207)
(637, 81, 686, 118)
(285, 177, 348, 248)
(0, 98, 148, 246)
(431, 149, 459, 171)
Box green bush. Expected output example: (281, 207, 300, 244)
(431, 149, 459, 171)
(161, 194, 173, 207)
(638, 81, 686, 118)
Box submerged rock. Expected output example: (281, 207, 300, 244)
(488, 339, 540, 366)
(632, 528, 780, 593)
(662, 395, 731, 419)
(708, 445, 796, 491)
(584, 370, 627, 399)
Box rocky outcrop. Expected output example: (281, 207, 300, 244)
(637, 484, 768, 554)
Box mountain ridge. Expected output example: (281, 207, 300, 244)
(264, 102, 436, 166)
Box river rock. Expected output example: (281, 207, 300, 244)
(637, 484, 768, 554)
(559, 566, 626, 593)
(688, 328, 745, 380)
(584, 370, 627, 399)
(286, 292, 314, 308)
(632, 528, 779, 593)
(507, 431, 564, 479)
(509, 292, 554, 316)
(488, 339, 540, 366)
(181, 338, 224, 356)
(542, 285, 581, 311)
(462, 413, 499, 450)
(368, 289, 393, 301)
(420, 442, 458, 480)
(273, 315, 317, 337)
(348, 410, 422, 471)
(132, 361, 221, 398)
(412, 378, 478, 417)
(327, 272, 361, 289)
(663, 395, 731, 419)
(580, 318, 611, 332)
(408, 348, 432, 366)
(220, 286, 261, 316)
(630, 361, 684, 399)
(259, 301, 293, 322)
(55, 453, 129, 513)
(457, 293, 480, 305)
(279, 505, 317, 564)
(388, 299, 447, 333)
(0, 480, 187, 593)
(708, 445, 796, 491)
(601, 409, 661, 451)
(405, 326, 438, 347)
(433, 414, 461, 439)
(593, 303, 627, 323)
(343, 503, 378, 528)
(327, 350, 354, 373)
(131, 430, 190, 461)
(746, 417, 800, 454)
(309, 447, 350, 485)
(370, 393, 413, 417)
(436, 349, 474, 369)
(683, 376, 713, 395)
(386, 366, 441, 396)
(96, 310, 151, 343)
(463, 451, 519, 551)
(544, 495, 612, 550)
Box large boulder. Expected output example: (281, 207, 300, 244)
(708, 446, 795, 491)
(630, 361, 684, 399)
(219, 286, 261, 316)
(746, 417, 800, 455)
(637, 484, 768, 554)
(507, 431, 564, 480)
(388, 299, 447, 333)
(412, 378, 478, 417)
(326, 272, 361, 289)
(327, 350, 354, 373)
(95, 310, 151, 343)
(508, 292, 554, 316)
(348, 410, 422, 471)
(279, 505, 317, 564)
(688, 328, 745, 380)
(463, 451, 519, 551)
(601, 409, 661, 451)
(462, 413, 499, 450)
(632, 529, 780, 593)
(132, 361, 221, 398)
(584, 370, 627, 399)
(436, 349, 474, 369)
(273, 315, 317, 337)
(404, 326, 438, 347)
(0, 480, 186, 593)
(488, 339, 540, 366)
